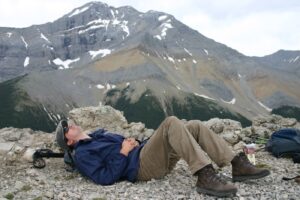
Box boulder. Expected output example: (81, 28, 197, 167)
(0, 142, 15, 155)
(69, 105, 128, 133)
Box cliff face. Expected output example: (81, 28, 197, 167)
(0, 105, 299, 199)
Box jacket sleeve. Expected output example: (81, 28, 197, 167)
(75, 151, 128, 185)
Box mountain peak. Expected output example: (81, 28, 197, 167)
(66, 1, 109, 18)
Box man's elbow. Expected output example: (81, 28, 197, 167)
(93, 177, 116, 185)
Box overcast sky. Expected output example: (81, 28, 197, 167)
(0, 0, 299, 56)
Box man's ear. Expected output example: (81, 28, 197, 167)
(67, 139, 75, 146)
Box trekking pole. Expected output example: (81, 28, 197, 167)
(32, 149, 64, 168)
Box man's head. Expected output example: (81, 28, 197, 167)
(56, 120, 83, 150)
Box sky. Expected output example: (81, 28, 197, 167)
(0, 0, 299, 57)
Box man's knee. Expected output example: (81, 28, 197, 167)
(165, 116, 181, 125)
(186, 120, 211, 136)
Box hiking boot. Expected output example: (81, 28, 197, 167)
(231, 152, 270, 182)
(196, 164, 237, 197)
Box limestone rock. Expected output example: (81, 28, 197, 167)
(205, 118, 242, 145)
(233, 141, 246, 151)
(69, 105, 128, 133)
(0, 142, 15, 155)
(22, 148, 36, 162)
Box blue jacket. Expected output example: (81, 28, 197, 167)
(73, 129, 145, 185)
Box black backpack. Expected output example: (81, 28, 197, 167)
(266, 128, 300, 163)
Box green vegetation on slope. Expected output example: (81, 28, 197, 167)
(272, 106, 300, 121)
(105, 88, 165, 129)
(0, 76, 57, 132)
(105, 88, 251, 129)
(167, 95, 251, 127)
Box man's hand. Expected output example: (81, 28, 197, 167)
(120, 138, 139, 156)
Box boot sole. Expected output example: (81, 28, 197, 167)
(196, 187, 237, 198)
(233, 170, 270, 182)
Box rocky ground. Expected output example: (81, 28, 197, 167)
(0, 105, 299, 200)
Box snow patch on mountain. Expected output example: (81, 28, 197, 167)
(65, 25, 85, 32)
(42, 105, 55, 122)
(155, 19, 173, 39)
(40, 33, 50, 43)
(21, 36, 28, 49)
(96, 83, 116, 90)
(120, 21, 130, 37)
(161, 21, 173, 37)
(168, 56, 175, 63)
(110, 9, 115, 18)
(69, 5, 91, 18)
(79, 24, 106, 34)
(158, 15, 168, 21)
(111, 18, 130, 37)
(184, 48, 192, 56)
(258, 101, 272, 112)
(221, 98, 236, 105)
(194, 93, 216, 101)
(96, 84, 105, 89)
(204, 49, 209, 55)
(193, 59, 197, 64)
(89, 49, 112, 59)
(24, 57, 30, 67)
(154, 35, 162, 40)
(81, 18, 129, 36)
(53, 57, 80, 69)
(6, 32, 12, 37)
(288, 56, 299, 63)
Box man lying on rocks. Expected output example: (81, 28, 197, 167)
(55, 116, 270, 198)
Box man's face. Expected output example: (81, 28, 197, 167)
(65, 124, 82, 145)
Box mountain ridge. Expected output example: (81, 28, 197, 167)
(0, 1, 299, 131)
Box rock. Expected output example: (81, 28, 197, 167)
(251, 126, 271, 138)
(69, 105, 128, 132)
(221, 132, 239, 145)
(14, 181, 24, 191)
(22, 148, 36, 162)
(233, 141, 246, 151)
(280, 118, 297, 127)
(144, 129, 154, 139)
(0, 142, 15, 155)
(129, 122, 145, 132)
(3, 130, 23, 142)
(44, 191, 54, 199)
(204, 118, 224, 134)
(13, 145, 24, 154)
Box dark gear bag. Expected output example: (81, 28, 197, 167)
(266, 128, 300, 163)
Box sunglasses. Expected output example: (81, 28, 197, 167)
(61, 120, 69, 134)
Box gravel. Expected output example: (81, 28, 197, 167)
(0, 151, 299, 200)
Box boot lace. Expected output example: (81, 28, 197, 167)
(239, 152, 254, 167)
(204, 165, 227, 184)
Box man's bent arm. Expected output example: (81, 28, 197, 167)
(75, 152, 128, 185)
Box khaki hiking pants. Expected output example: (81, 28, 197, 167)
(137, 116, 235, 181)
